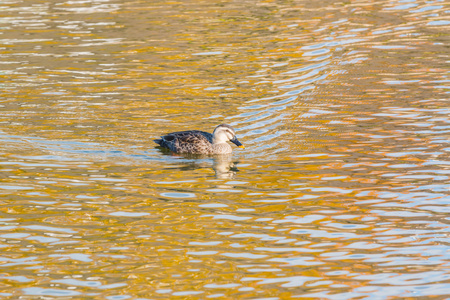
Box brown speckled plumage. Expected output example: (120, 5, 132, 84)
(154, 124, 244, 155)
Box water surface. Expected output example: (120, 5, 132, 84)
(0, 0, 449, 298)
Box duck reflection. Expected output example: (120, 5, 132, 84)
(212, 154, 239, 179)
(156, 150, 239, 179)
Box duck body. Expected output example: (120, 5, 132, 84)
(154, 124, 244, 155)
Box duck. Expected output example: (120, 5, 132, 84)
(154, 124, 244, 154)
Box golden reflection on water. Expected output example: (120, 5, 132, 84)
(0, 0, 449, 298)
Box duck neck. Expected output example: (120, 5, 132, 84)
(212, 136, 227, 145)
(212, 143, 232, 154)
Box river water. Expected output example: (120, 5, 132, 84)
(1, 0, 449, 298)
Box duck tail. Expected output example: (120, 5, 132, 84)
(154, 139, 163, 146)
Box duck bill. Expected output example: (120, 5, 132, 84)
(230, 136, 245, 149)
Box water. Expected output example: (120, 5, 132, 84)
(1, 0, 449, 298)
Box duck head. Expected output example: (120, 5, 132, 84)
(212, 124, 245, 148)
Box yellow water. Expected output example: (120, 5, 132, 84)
(0, 0, 449, 298)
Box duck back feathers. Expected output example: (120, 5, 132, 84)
(154, 130, 214, 154)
